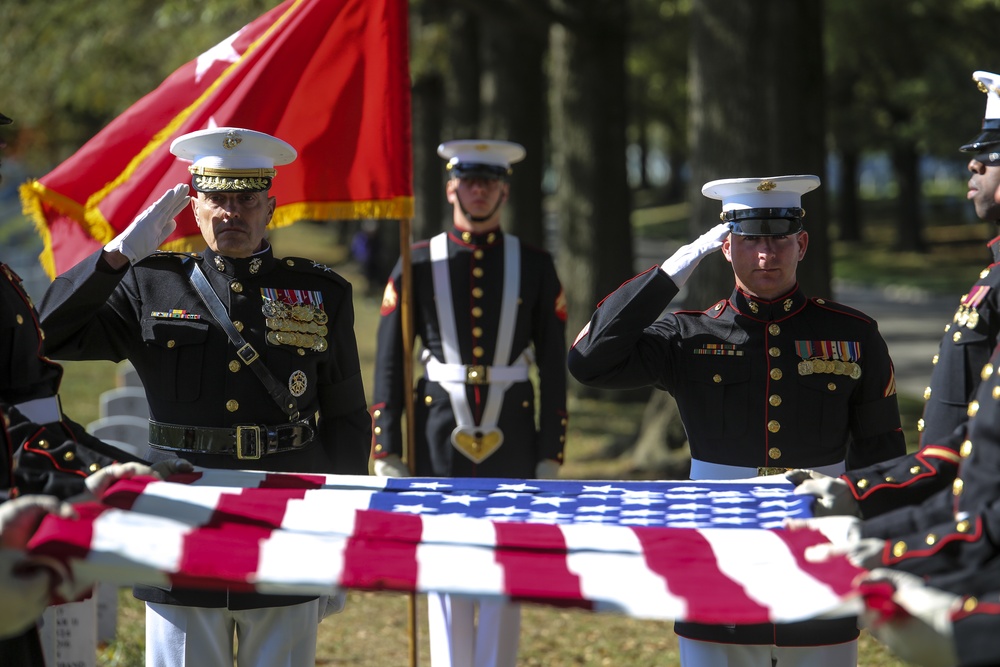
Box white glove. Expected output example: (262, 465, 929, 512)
(317, 588, 347, 622)
(660, 222, 730, 288)
(0, 495, 75, 550)
(81, 459, 192, 500)
(786, 515, 887, 569)
(104, 183, 190, 263)
(0, 495, 76, 637)
(149, 458, 195, 479)
(535, 459, 561, 480)
(787, 469, 861, 517)
(859, 569, 959, 667)
(373, 454, 410, 477)
(0, 549, 55, 639)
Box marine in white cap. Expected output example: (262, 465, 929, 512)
(371, 139, 568, 667)
(786, 70, 1000, 667)
(569, 174, 905, 667)
(438, 139, 526, 223)
(38, 127, 371, 667)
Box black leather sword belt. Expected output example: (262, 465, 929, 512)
(148, 416, 317, 460)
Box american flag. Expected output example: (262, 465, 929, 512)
(26, 470, 865, 624)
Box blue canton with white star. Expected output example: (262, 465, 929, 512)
(366, 478, 813, 529)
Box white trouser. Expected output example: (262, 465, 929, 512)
(144, 600, 319, 667)
(678, 637, 858, 667)
(688, 459, 846, 481)
(427, 593, 521, 667)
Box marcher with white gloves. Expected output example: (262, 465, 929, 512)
(0, 111, 187, 663)
(370, 140, 568, 667)
(38, 127, 371, 667)
(0, 460, 189, 642)
(569, 174, 905, 667)
(0, 495, 76, 640)
(788, 71, 1000, 522)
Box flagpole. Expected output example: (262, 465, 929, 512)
(399, 217, 419, 667)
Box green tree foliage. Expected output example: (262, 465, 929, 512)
(826, 0, 1000, 248)
(1, 0, 272, 166)
(626, 0, 690, 201)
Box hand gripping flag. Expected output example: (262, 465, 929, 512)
(19, 0, 412, 279)
(26, 470, 866, 624)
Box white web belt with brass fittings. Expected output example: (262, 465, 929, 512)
(429, 232, 523, 463)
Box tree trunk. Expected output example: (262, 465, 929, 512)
(686, 0, 828, 309)
(836, 150, 862, 242)
(481, 12, 548, 247)
(408, 2, 448, 245)
(629, 0, 828, 473)
(411, 74, 445, 244)
(892, 144, 928, 252)
(443, 8, 481, 145)
(549, 1, 633, 348)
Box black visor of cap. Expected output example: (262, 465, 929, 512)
(723, 207, 804, 236)
(0, 112, 11, 125)
(960, 120, 1000, 154)
(448, 162, 509, 180)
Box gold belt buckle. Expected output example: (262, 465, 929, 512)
(236, 425, 263, 460)
(757, 466, 791, 477)
(466, 365, 488, 385)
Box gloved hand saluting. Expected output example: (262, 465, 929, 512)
(104, 184, 190, 263)
(660, 222, 731, 288)
(859, 568, 960, 667)
(373, 453, 410, 478)
(0, 495, 76, 639)
(786, 469, 861, 517)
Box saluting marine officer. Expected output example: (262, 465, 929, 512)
(568, 175, 906, 667)
(371, 140, 568, 667)
(792, 70, 1000, 519)
(38, 127, 371, 667)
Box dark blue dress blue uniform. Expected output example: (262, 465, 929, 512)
(1, 259, 143, 665)
(951, 592, 1000, 667)
(861, 343, 1000, 594)
(371, 227, 568, 478)
(38, 244, 371, 610)
(838, 242, 1000, 518)
(1, 262, 143, 495)
(569, 271, 906, 646)
(569, 174, 906, 657)
(838, 70, 1000, 518)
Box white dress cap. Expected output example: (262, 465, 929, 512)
(170, 127, 297, 192)
(962, 72, 1000, 155)
(974, 71, 1000, 121)
(702, 175, 820, 212)
(437, 140, 526, 174)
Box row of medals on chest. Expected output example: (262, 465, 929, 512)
(798, 357, 862, 380)
(262, 299, 329, 352)
(954, 304, 981, 330)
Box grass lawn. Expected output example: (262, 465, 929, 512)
(47, 217, 949, 666)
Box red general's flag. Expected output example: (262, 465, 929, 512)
(19, 0, 412, 279)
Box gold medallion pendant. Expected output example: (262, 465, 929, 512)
(451, 426, 504, 463)
(288, 370, 308, 397)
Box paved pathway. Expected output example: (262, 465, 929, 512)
(832, 280, 956, 400)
